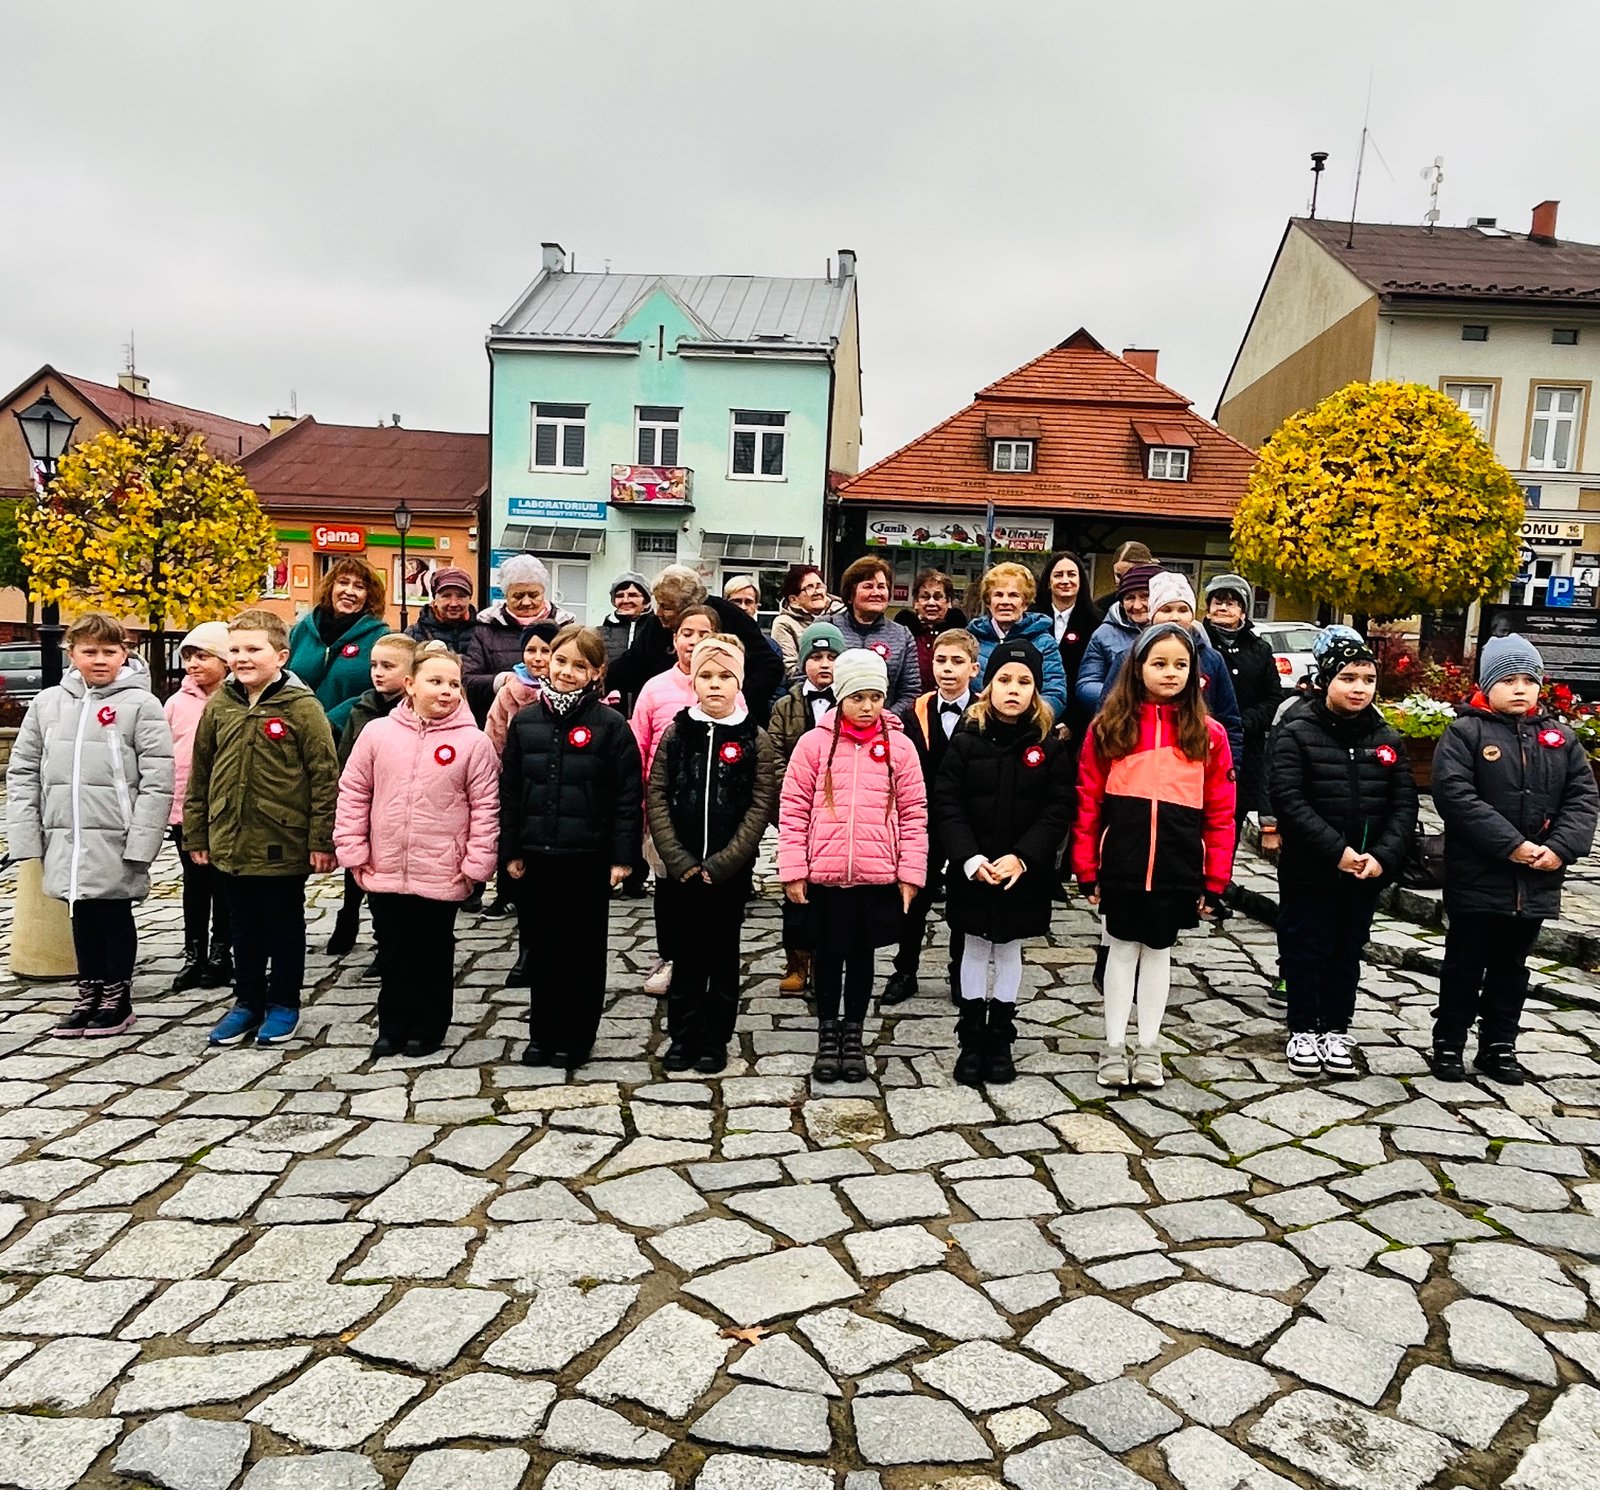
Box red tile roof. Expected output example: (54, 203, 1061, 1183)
(839, 329, 1256, 522)
(242, 417, 486, 515)
(58, 373, 271, 458)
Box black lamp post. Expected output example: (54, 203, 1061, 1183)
(393, 499, 413, 631)
(14, 392, 80, 688)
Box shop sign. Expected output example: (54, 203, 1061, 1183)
(865, 510, 1053, 553)
(312, 523, 367, 552)
(1521, 519, 1585, 548)
(506, 495, 608, 523)
(611, 465, 693, 506)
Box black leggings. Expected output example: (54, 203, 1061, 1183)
(174, 829, 231, 950)
(71, 900, 137, 984)
(810, 885, 886, 1023)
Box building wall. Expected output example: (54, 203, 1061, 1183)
(829, 294, 864, 477)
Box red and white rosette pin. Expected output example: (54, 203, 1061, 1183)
(567, 725, 593, 749)
(96, 705, 117, 726)
(434, 744, 456, 766)
(719, 740, 744, 765)
(1023, 744, 1047, 768)
(263, 718, 288, 742)
(870, 642, 889, 659)
(1540, 727, 1566, 749)
(340, 643, 360, 658)
(868, 739, 889, 763)
(1374, 743, 1398, 767)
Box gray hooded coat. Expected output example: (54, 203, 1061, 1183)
(6, 662, 174, 902)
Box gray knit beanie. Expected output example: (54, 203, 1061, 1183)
(1479, 634, 1545, 693)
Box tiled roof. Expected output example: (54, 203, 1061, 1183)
(242, 418, 486, 514)
(1297, 216, 1600, 302)
(58, 373, 270, 458)
(493, 271, 853, 348)
(839, 330, 1256, 523)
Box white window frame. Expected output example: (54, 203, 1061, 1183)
(635, 406, 681, 467)
(1529, 386, 1583, 472)
(1445, 381, 1495, 436)
(991, 440, 1035, 473)
(1147, 447, 1191, 481)
(530, 403, 587, 473)
(729, 410, 788, 480)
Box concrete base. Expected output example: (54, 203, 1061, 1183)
(8, 858, 76, 979)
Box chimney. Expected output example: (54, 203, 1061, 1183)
(1122, 347, 1159, 379)
(1530, 200, 1560, 244)
(268, 413, 297, 437)
(541, 242, 567, 274)
(117, 370, 150, 397)
(836, 248, 857, 280)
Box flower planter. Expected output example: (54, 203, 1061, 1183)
(1405, 737, 1436, 791)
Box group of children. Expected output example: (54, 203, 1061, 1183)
(6, 594, 1594, 1090)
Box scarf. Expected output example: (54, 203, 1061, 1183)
(543, 683, 593, 718)
(512, 663, 545, 688)
(315, 606, 364, 646)
(838, 714, 885, 745)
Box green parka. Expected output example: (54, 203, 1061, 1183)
(184, 673, 340, 876)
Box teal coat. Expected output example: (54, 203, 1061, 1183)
(286, 611, 390, 732)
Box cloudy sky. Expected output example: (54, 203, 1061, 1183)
(5, 0, 1596, 465)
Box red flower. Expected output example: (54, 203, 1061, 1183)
(95, 705, 116, 726)
(1374, 744, 1398, 766)
(1540, 728, 1566, 749)
(1023, 744, 1046, 768)
(263, 718, 288, 741)
(1065, 632, 1078, 644)
(870, 642, 889, 659)
(567, 725, 593, 749)
(718, 740, 744, 765)
(868, 739, 889, 762)
(340, 643, 360, 658)
(434, 744, 456, 765)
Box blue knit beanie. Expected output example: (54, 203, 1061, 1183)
(1479, 633, 1545, 692)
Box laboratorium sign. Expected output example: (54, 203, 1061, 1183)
(865, 510, 1054, 553)
(506, 496, 609, 523)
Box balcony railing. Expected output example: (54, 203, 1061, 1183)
(611, 464, 693, 507)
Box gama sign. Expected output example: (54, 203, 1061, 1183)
(865, 510, 1054, 553)
(313, 523, 368, 552)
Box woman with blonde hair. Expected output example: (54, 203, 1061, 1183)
(965, 562, 1069, 720)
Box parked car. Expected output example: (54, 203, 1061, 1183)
(0, 643, 45, 704)
(1254, 622, 1319, 686)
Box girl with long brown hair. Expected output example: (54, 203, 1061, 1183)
(1072, 623, 1236, 1091)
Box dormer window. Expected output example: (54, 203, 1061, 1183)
(992, 440, 1034, 473)
(1147, 447, 1190, 481)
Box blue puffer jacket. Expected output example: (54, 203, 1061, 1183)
(966, 611, 1070, 722)
(1075, 605, 1142, 716)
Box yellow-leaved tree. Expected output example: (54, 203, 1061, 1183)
(19, 423, 277, 672)
(1231, 381, 1525, 616)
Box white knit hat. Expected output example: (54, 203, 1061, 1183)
(831, 647, 889, 701)
(1148, 571, 1196, 615)
(177, 621, 231, 662)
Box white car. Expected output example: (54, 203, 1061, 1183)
(1254, 622, 1320, 687)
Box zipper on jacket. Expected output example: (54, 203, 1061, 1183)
(1145, 708, 1162, 893)
(1516, 721, 1527, 914)
(68, 690, 92, 904)
(702, 726, 715, 863)
(846, 739, 859, 883)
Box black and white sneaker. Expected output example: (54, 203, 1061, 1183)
(1318, 1030, 1357, 1077)
(1286, 1032, 1322, 1077)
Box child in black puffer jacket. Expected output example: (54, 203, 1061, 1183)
(1269, 634, 1417, 1081)
(501, 626, 642, 1071)
(1431, 634, 1598, 1085)
(647, 635, 778, 1076)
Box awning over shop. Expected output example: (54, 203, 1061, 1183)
(700, 532, 806, 562)
(495, 523, 606, 556)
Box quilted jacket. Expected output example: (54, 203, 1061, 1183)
(646, 709, 778, 884)
(164, 675, 222, 826)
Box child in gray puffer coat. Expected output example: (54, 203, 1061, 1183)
(6, 612, 173, 1038)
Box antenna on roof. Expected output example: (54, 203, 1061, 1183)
(1421, 156, 1444, 232)
(290, 389, 298, 418)
(1308, 152, 1329, 218)
(122, 332, 136, 376)
(1346, 68, 1375, 248)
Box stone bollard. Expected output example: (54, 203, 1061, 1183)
(8, 858, 76, 978)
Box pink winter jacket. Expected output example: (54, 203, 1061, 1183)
(334, 699, 500, 901)
(163, 677, 223, 826)
(486, 674, 542, 758)
(630, 665, 746, 781)
(777, 709, 928, 888)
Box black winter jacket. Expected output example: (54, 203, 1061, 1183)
(934, 717, 1076, 942)
(499, 692, 642, 865)
(646, 710, 777, 884)
(1202, 619, 1284, 738)
(1030, 595, 1103, 730)
(893, 606, 970, 694)
(1269, 699, 1418, 887)
(1433, 704, 1599, 918)
(406, 610, 478, 653)
(336, 689, 401, 768)
(605, 596, 782, 728)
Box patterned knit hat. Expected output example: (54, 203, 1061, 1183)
(832, 647, 889, 701)
(1316, 634, 1377, 688)
(1479, 633, 1545, 692)
(1148, 571, 1196, 615)
(690, 634, 747, 687)
(1118, 563, 1163, 601)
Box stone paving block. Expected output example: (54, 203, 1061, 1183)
(1058, 1376, 1181, 1452)
(1149, 1345, 1279, 1426)
(1264, 1316, 1405, 1406)
(797, 1307, 922, 1375)
(482, 1284, 638, 1372)
(246, 1356, 425, 1449)
(469, 1220, 650, 1288)
(952, 1176, 1060, 1218)
(0, 1212, 130, 1273)
(949, 1219, 1064, 1279)
(0, 1334, 139, 1408)
(395, 1448, 529, 1490)
(1003, 1436, 1156, 1489)
(1048, 1206, 1164, 1261)
(220, 1221, 371, 1282)
(684, 1246, 861, 1326)
(1144, 1155, 1251, 1201)
(1442, 1298, 1557, 1384)
(111, 1411, 251, 1490)
(650, 1218, 775, 1273)
(885, 1087, 994, 1136)
(1160, 1427, 1299, 1490)
(347, 1286, 507, 1370)
(114, 1346, 311, 1412)
(695, 1456, 832, 1489)
(356, 1162, 494, 1222)
(1133, 1281, 1291, 1348)
(1249, 1389, 1457, 1490)
(876, 1269, 1011, 1340)
(0, 1275, 152, 1336)
(587, 1167, 709, 1228)
(1397, 1363, 1527, 1450)
(912, 1339, 1066, 1411)
(689, 1383, 831, 1453)
(0, 1412, 123, 1490)
(1284, 1219, 1387, 1271)
(578, 1301, 733, 1416)
(1022, 1296, 1168, 1382)
(387, 1373, 556, 1447)
(1303, 1265, 1429, 1346)
(852, 1394, 989, 1464)
(1149, 1198, 1266, 1242)
(842, 1223, 947, 1278)
(189, 1281, 388, 1343)
(348, 1225, 474, 1280)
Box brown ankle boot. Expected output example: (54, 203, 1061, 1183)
(779, 950, 811, 994)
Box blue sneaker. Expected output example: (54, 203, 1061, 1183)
(210, 1004, 262, 1047)
(256, 1006, 300, 1045)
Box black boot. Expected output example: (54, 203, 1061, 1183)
(1474, 1043, 1526, 1085)
(506, 948, 531, 987)
(85, 981, 135, 1038)
(201, 945, 234, 988)
(1429, 1045, 1467, 1083)
(325, 909, 359, 957)
(839, 1021, 869, 1083)
(881, 971, 917, 1006)
(953, 999, 986, 1087)
(1092, 943, 1109, 995)
(663, 1038, 695, 1072)
(169, 939, 208, 993)
(983, 1001, 1017, 1084)
(54, 982, 104, 1038)
(813, 1019, 843, 1083)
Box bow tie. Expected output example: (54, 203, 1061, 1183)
(940, 701, 964, 715)
(808, 688, 834, 704)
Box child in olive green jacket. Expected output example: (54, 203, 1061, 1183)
(185, 609, 339, 1048)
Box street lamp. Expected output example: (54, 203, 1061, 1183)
(393, 499, 413, 631)
(14, 392, 80, 688)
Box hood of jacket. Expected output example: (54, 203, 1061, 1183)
(1102, 603, 1142, 638)
(814, 706, 907, 736)
(475, 598, 573, 630)
(222, 671, 315, 709)
(967, 609, 1054, 646)
(59, 659, 153, 700)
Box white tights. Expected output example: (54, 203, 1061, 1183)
(1102, 934, 1171, 1051)
(960, 936, 1023, 1004)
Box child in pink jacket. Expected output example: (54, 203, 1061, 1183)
(164, 621, 233, 993)
(778, 648, 927, 1084)
(335, 641, 500, 1058)
(486, 621, 558, 756)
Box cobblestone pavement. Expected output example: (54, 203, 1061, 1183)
(3, 842, 1600, 1489)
